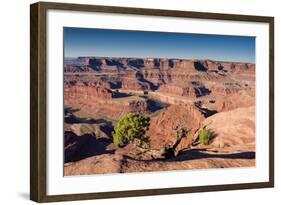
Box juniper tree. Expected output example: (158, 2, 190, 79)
(113, 113, 150, 149)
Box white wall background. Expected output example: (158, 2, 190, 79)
(0, 0, 279, 204)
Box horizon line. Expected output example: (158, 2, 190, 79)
(64, 55, 255, 64)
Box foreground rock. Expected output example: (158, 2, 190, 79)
(215, 91, 255, 112)
(64, 131, 113, 163)
(64, 148, 255, 176)
(64, 114, 114, 163)
(64, 106, 255, 176)
(64, 154, 123, 175)
(146, 104, 205, 155)
(196, 106, 255, 149)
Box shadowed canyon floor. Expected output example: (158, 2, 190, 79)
(63, 57, 255, 176)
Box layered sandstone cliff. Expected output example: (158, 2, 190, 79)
(64, 81, 149, 120)
(158, 83, 211, 98)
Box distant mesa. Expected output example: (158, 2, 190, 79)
(64, 56, 255, 74)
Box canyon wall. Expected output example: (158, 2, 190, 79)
(64, 81, 149, 119)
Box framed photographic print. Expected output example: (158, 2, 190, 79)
(30, 1, 274, 202)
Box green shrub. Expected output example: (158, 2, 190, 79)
(113, 113, 150, 148)
(199, 127, 210, 145)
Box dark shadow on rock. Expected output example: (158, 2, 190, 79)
(208, 129, 219, 144)
(168, 59, 174, 68)
(194, 101, 218, 118)
(191, 80, 201, 86)
(218, 64, 224, 70)
(89, 58, 102, 71)
(128, 59, 144, 69)
(105, 59, 125, 70)
(147, 99, 169, 112)
(136, 71, 158, 91)
(64, 107, 80, 116)
(122, 148, 255, 164)
(64, 115, 113, 125)
(194, 86, 211, 97)
(194, 61, 208, 72)
(113, 92, 132, 98)
(173, 149, 255, 162)
(64, 108, 114, 126)
(100, 124, 114, 137)
(64, 131, 114, 163)
(153, 59, 160, 68)
(197, 107, 218, 118)
(109, 81, 122, 89)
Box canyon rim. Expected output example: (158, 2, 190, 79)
(63, 28, 256, 176)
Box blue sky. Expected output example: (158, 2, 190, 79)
(64, 27, 255, 63)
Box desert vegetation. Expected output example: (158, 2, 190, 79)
(199, 127, 210, 145)
(113, 113, 150, 149)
